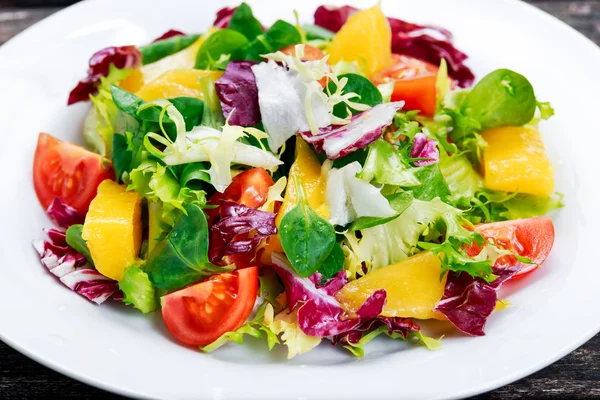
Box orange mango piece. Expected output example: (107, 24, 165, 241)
(336, 251, 447, 320)
(82, 180, 142, 281)
(482, 126, 554, 196)
(328, 5, 392, 75)
(135, 69, 223, 102)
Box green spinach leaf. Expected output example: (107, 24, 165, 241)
(180, 162, 211, 189)
(244, 20, 301, 62)
(65, 224, 94, 265)
(145, 203, 229, 290)
(139, 34, 201, 65)
(112, 133, 133, 183)
(279, 178, 336, 277)
(317, 243, 344, 280)
(327, 73, 382, 117)
(349, 191, 413, 231)
(195, 29, 249, 70)
(228, 3, 264, 41)
(409, 164, 451, 201)
(303, 24, 335, 40)
(461, 68, 537, 130)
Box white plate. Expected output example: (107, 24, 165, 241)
(0, 0, 598, 398)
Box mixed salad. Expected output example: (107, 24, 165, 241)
(32, 3, 561, 357)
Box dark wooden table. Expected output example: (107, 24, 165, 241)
(1, 0, 600, 399)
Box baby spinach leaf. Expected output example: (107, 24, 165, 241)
(180, 162, 211, 190)
(228, 3, 263, 41)
(303, 24, 335, 40)
(244, 20, 301, 62)
(317, 243, 344, 280)
(145, 203, 230, 291)
(349, 191, 413, 231)
(327, 73, 382, 117)
(409, 164, 451, 201)
(65, 224, 93, 265)
(139, 34, 201, 65)
(195, 29, 249, 70)
(112, 133, 133, 183)
(111, 85, 145, 115)
(279, 178, 336, 277)
(461, 68, 536, 130)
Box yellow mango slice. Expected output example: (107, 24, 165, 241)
(261, 139, 328, 259)
(135, 69, 224, 102)
(119, 37, 206, 93)
(82, 180, 142, 281)
(482, 126, 554, 196)
(336, 251, 447, 320)
(328, 5, 392, 75)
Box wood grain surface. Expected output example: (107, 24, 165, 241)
(1, 0, 599, 399)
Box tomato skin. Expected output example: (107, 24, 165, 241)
(471, 217, 555, 279)
(33, 133, 115, 215)
(370, 54, 439, 116)
(280, 44, 325, 61)
(161, 267, 259, 347)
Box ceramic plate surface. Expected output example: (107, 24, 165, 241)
(0, 0, 598, 399)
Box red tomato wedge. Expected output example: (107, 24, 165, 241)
(33, 133, 115, 215)
(469, 217, 555, 279)
(370, 54, 440, 116)
(161, 267, 259, 347)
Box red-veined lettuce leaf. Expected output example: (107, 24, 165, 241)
(215, 61, 261, 126)
(298, 102, 403, 159)
(152, 29, 186, 43)
(411, 132, 440, 167)
(209, 200, 277, 264)
(46, 197, 85, 229)
(213, 6, 237, 28)
(68, 46, 141, 105)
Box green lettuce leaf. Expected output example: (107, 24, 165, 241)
(358, 139, 420, 187)
(270, 308, 321, 359)
(119, 265, 158, 313)
(343, 326, 443, 357)
(65, 224, 93, 265)
(201, 303, 280, 353)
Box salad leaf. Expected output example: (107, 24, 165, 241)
(65, 224, 93, 265)
(410, 132, 440, 167)
(326, 161, 396, 226)
(199, 76, 225, 129)
(279, 178, 336, 277)
(195, 29, 250, 70)
(227, 2, 264, 41)
(68, 46, 141, 105)
(244, 20, 302, 62)
(214, 61, 261, 126)
(208, 200, 277, 263)
(498, 193, 564, 220)
(317, 243, 345, 280)
(112, 133, 133, 183)
(345, 198, 460, 271)
(180, 162, 211, 189)
(410, 164, 451, 201)
(358, 139, 420, 187)
(145, 203, 229, 291)
(461, 69, 537, 131)
(202, 302, 280, 353)
(270, 307, 321, 359)
(213, 6, 237, 28)
(151, 29, 186, 43)
(537, 101, 555, 120)
(33, 230, 119, 304)
(327, 73, 382, 117)
(139, 34, 201, 65)
(46, 197, 84, 229)
(434, 266, 520, 336)
(302, 24, 335, 40)
(349, 191, 413, 231)
(438, 152, 484, 206)
(300, 102, 404, 160)
(119, 265, 158, 313)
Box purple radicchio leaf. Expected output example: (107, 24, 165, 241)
(309, 270, 348, 296)
(434, 266, 521, 336)
(151, 29, 186, 43)
(46, 198, 85, 229)
(67, 45, 141, 105)
(32, 230, 120, 304)
(213, 6, 237, 28)
(273, 253, 405, 337)
(313, 5, 474, 87)
(215, 61, 261, 126)
(298, 102, 404, 160)
(410, 132, 440, 167)
(209, 200, 277, 264)
(332, 315, 421, 347)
